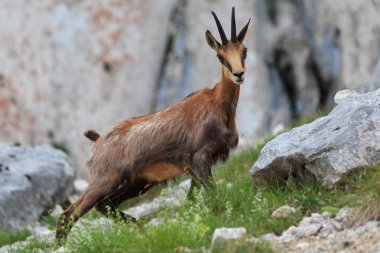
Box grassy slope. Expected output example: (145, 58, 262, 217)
(0, 230, 30, 248)
(2, 113, 380, 253)
(61, 144, 379, 253)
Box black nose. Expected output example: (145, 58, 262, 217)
(233, 72, 244, 78)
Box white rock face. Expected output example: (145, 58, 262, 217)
(365, 58, 380, 92)
(53, 247, 68, 253)
(50, 204, 64, 218)
(271, 205, 296, 218)
(70, 216, 115, 236)
(251, 89, 380, 186)
(0, 0, 175, 178)
(29, 226, 55, 244)
(260, 233, 277, 241)
(272, 124, 285, 135)
(293, 224, 322, 238)
(74, 179, 89, 193)
(211, 227, 247, 247)
(147, 218, 164, 227)
(124, 179, 191, 219)
(334, 89, 359, 104)
(271, 207, 380, 253)
(0, 144, 75, 229)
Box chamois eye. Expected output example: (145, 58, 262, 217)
(243, 48, 248, 59)
(217, 55, 224, 63)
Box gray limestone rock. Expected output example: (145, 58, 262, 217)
(0, 144, 75, 229)
(211, 227, 247, 247)
(271, 205, 296, 218)
(250, 89, 380, 186)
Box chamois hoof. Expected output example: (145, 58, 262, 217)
(55, 229, 67, 246)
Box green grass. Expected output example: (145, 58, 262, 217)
(349, 167, 380, 224)
(11, 240, 52, 253)
(290, 110, 328, 129)
(41, 215, 57, 230)
(0, 229, 30, 248)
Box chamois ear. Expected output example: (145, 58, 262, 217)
(205, 30, 221, 51)
(237, 18, 251, 42)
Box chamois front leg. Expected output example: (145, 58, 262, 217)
(191, 147, 214, 188)
(187, 117, 232, 198)
(187, 144, 216, 199)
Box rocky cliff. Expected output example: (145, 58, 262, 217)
(1, 0, 379, 177)
(0, 0, 175, 177)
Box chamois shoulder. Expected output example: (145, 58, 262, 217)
(182, 88, 215, 101)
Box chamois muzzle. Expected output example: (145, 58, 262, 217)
(233, 71, 245, 84)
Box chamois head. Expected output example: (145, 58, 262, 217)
(206, 7, 250, 85)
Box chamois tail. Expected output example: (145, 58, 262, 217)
(84, 130, 100, 142)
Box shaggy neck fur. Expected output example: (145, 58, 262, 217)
(214, 66, 240, 127)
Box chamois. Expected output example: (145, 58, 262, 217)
(56, 7, 250, 242)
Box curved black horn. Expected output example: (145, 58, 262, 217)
(237, 18, 251, 42)
(211, 11, 228, 45)
(231, 7, 237, 42)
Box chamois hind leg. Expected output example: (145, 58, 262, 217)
(95, 193, 135, 223)
(95, 178, 154, 222)
(55, 171, 121, 244)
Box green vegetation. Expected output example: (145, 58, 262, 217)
(2, 112, 379, 252)
(266, 3, 278, 26)
(290, 110, 328, 128)
(52, 142, 70, 155)
(0, 229, 30, 248)
(350, 167, 380, 224)
(48, 130, 70, 154)
(103, 62, 113, 73)
(41, 215, 57, 230)
(10, 238, 51, 253)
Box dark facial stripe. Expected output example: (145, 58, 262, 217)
(224, 61, 232, 72)
(241, 48, 247, 67)
(217, 55, 232, 72)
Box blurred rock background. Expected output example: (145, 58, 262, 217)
(0, 0, 380, 178)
